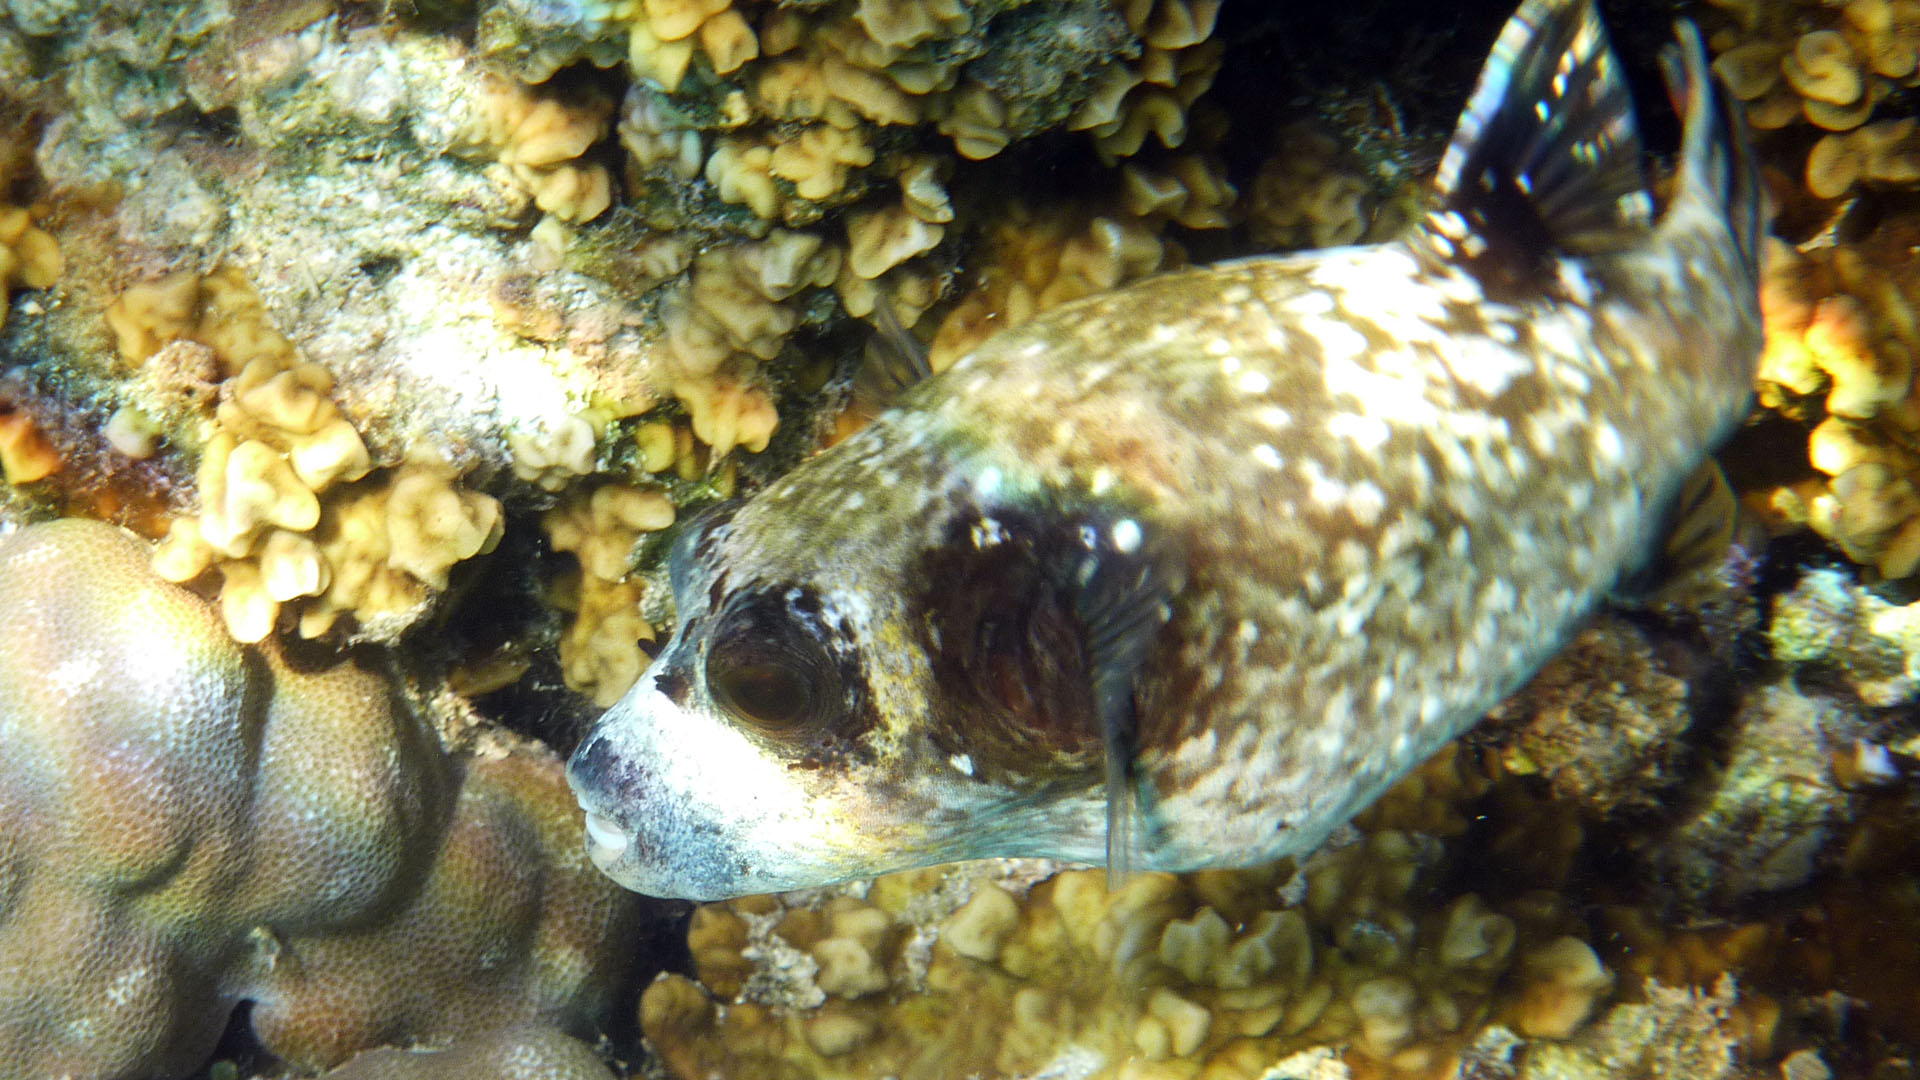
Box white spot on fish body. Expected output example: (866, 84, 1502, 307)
(1371, 674, 1395, 708)
(843, 491, 867, 511)
(950, 753, 974, 777)
(1152, 324, 1178, 345)
(1112, 519, 1142, 554)
(1322, 350, 1439, 428)
(1481, 578, 1516, 613)
(1327, 412, 1391, 451)
(1220, 354, 1242, 375)
(1304, 462, 1349, 509)
(1174, 729, 1219, 770)
(1257, 406, 1292, 430)
(1451, 335, 1536, 398)
(1593, 422, 1625, 464)
(1346, 481, 1386, 526)
(1207, 337, 1233, 356)
(975, 466, 1002, 497)
(1288, 291, 1337, 318)
(1089, 466, 1117, 496)
(1021, 341, 1046, 358)
(1237, 371, 1271, 395)
(1252, 444, 1283, 469)
(1236, 619, 1260, 646)
(1558, 260, 1595, 307)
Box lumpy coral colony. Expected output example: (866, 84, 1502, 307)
(0, 0, 1918, 1077)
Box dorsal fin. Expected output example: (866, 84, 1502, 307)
(1428, 0, 1652, 292)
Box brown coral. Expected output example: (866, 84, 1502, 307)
(0, 520, 639, 1080)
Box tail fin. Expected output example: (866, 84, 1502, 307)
(1428, 0, 1654, 295)
(1660, 20, 1764, 289)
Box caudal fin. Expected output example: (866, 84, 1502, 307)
(1429, 0, 1653, 294)
(1660, 20, 1764, 289)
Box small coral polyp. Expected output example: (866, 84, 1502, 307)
(0, 520, 638, 1080)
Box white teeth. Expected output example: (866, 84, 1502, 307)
(583, 813, 630, 856)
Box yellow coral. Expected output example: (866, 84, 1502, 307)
(1706, 0, 1920, 170)
(294, 465, 505, 641)
(135, 269, 494, 642)
(673, 373, 780, 457)
(385, 467, 506, 590)
(1805, 117, 1920, 199)
(645, 814, 1618, 1080)
(930, 208, 1166, 372)
(107, 266, 297, 374)
(661, 232, 840, 456)
(844, 200, 944, 280)
(545, 483, 676, 705)
(106, 270, 203, 364)
(853, 0, 970, 49)
(1070, 0, 1223, 163)
(471, 77, 616, 224)
(703, 136, 782, 220)
(770, 125, 876, 201)
(1248, 122, 1419, 250)
(0, 410, 61, 484)
(0, 204, 61, 329)
(757, 53, 919, 129)
(509, 411, 605, 492)
(545, 483, 675, 582)
(1753, 241, 1920, 578)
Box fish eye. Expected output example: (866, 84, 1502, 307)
(706, 591, 840, 732)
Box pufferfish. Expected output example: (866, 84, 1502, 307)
(569, 0, 1764, 901)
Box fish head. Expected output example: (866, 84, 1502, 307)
(567, 420, 1121, 900)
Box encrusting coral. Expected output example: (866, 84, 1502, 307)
(0, 519, 639, 1080)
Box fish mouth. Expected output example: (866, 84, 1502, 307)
(581, 811, 631, 862)
(566, 728, 642, 876)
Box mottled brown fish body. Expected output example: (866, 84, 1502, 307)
(569, 0, 1763, 900)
